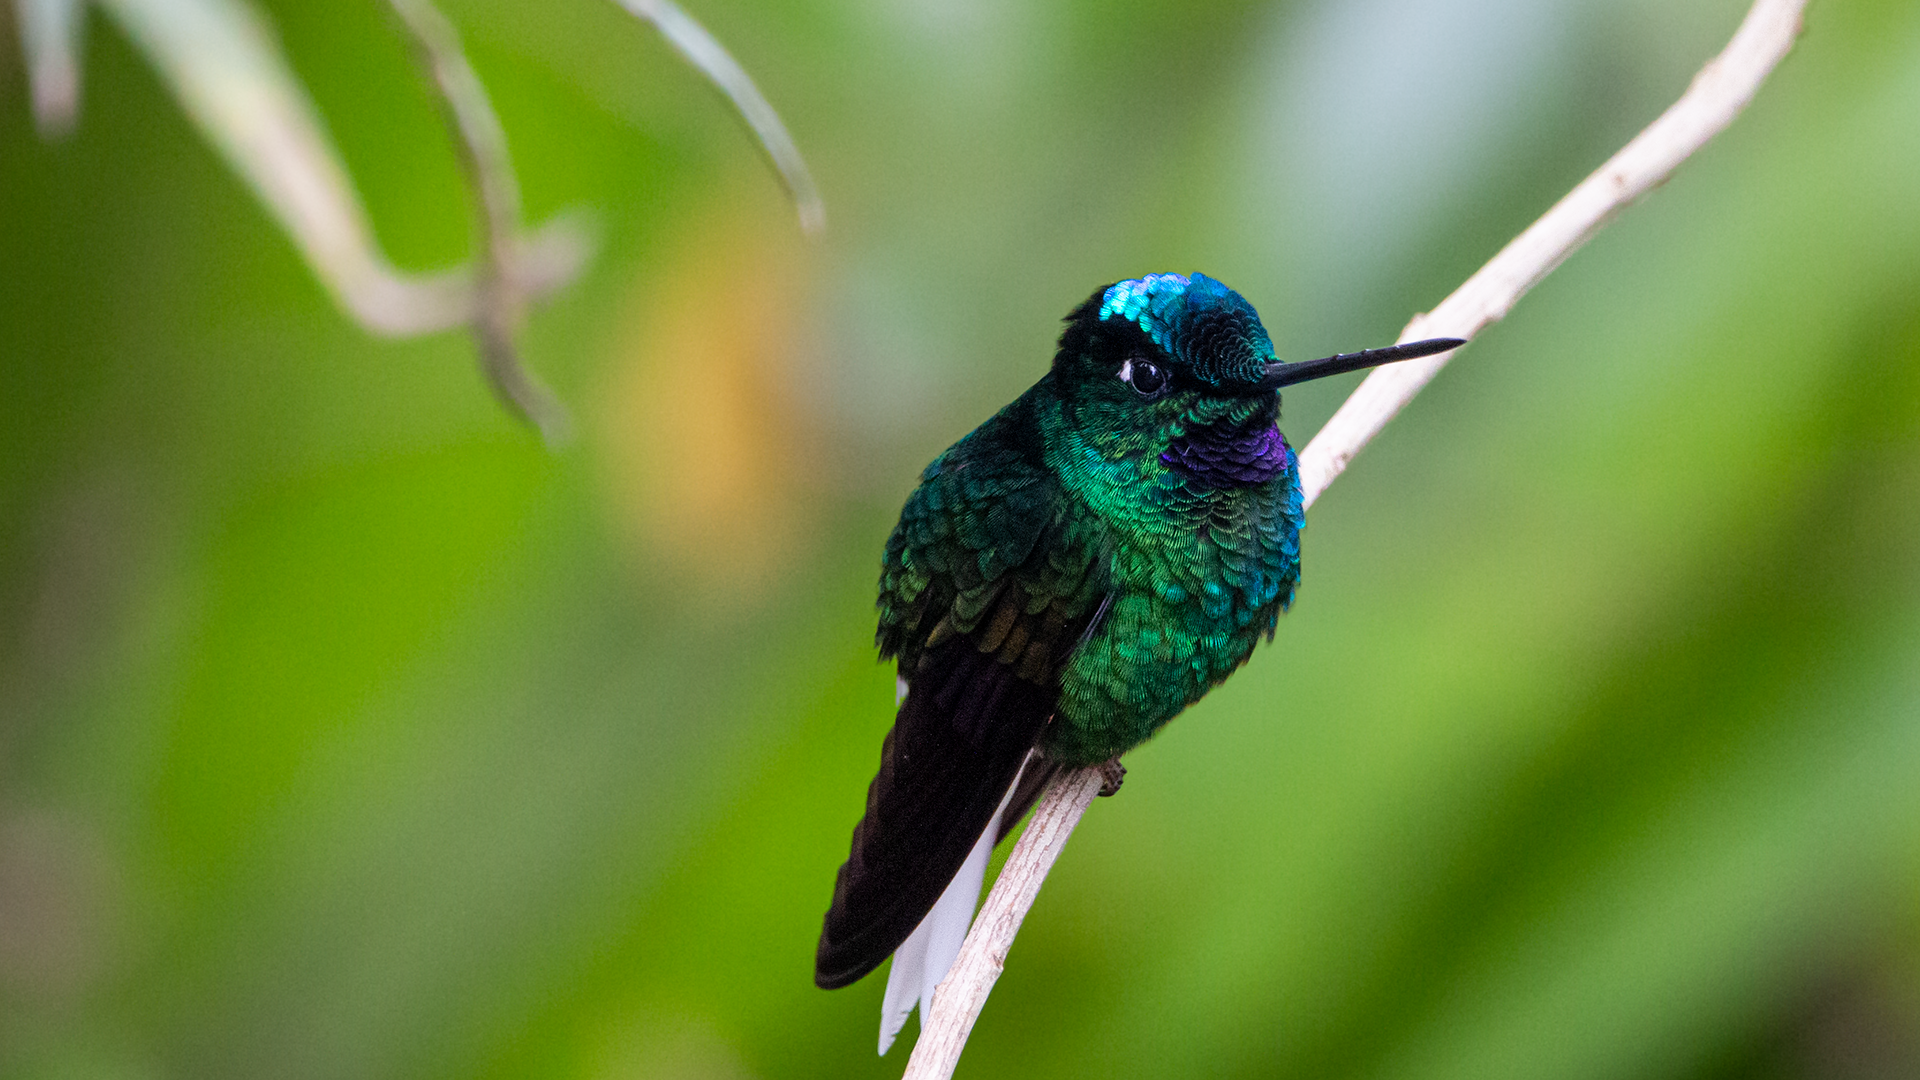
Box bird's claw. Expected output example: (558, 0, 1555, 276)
(1097, 758, 1126, 797)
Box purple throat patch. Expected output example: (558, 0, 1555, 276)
(1161, 421, 1292, 489)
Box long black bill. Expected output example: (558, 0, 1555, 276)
(1259, 337, 1466, 391)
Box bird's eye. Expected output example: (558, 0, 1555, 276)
(1120, 357, 1168, 398)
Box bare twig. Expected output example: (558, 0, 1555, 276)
(96, 0, 590, 338)
(901, 1, 1809, 1076)
(387, 0, 572, 443)
(607, 0, 826, 236)
(16, 0, 85, 135)
(1295, 0, 1806, 506)
(55, 0, 807, 432)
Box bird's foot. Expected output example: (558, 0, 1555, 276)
(1097, 758, 1126, 797)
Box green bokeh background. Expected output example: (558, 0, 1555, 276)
(4, 1, 1920, 1077)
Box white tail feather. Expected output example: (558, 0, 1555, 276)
(876, 766, 1023, 1055)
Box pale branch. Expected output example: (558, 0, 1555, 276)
(1296, 0, 1807, 506)
(387, 0, 573, 444)
(16, 0, 85, 135)
(900, 1, 1810, 1077)
(96, 0, 590, 338)
(66, 0, 805, 431)
(608, 0, 827, 236)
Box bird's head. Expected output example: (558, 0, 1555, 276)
(1050, 272, 1462, 455)
(1053, 273, 1276, 436)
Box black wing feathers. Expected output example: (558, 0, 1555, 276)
(813, 637, 1052, 988)
(816, 398, 1106, 989)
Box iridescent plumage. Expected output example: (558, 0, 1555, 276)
(815, 273, 1460, 1051)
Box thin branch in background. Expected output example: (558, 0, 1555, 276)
(93, 0, 591, 338)
(386, 0, 571, 444)
(608, 0, 827, 236)
(15, 0, 85, 135)
(28, 0, 815, 432)
(900, 0, 1810, 1076)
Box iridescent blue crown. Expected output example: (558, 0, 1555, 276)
(1097, 273, 1276, 389)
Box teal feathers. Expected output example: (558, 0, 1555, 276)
(877, 272, 1301, 765)
(820, 275, 1453, 1000)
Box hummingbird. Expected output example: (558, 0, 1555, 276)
(814, 273, 1461, 1053)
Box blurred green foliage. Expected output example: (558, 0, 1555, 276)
(3, 1, 1920, 1078)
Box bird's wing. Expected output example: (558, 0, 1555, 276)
(815, 406, 1107, 991)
